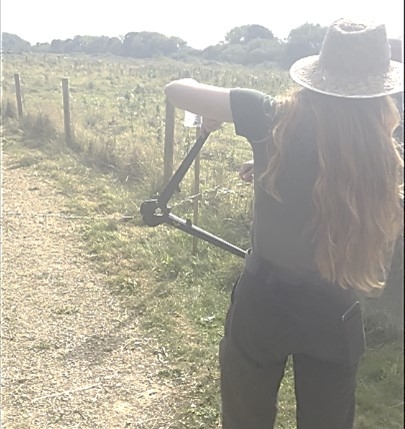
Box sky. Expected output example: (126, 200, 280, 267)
(1, 0, 403, 49)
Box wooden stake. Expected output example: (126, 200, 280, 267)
(192, 126, 201, 255)
(163, 98, 175, 185)
(62, 78, 73, 147)
(14, 74, 23, 119)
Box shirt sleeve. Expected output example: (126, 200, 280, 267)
(230, 88, 275, 144)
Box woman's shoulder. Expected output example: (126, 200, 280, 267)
(230, 88, 275, 109)
(230, 88, 277, 142)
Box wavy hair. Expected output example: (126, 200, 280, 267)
(261, 89, 403, 293)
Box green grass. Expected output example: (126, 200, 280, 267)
(1, 52, 291, 189)
(2, 53, 403, 428)
(356, 343, 404, 429)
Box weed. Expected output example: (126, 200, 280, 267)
(53, 306, 79, 316)
(20, 111, 58, 146)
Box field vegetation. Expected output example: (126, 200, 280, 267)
(1, 52, 403, 428)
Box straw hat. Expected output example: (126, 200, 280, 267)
(289, 18, 404, 98)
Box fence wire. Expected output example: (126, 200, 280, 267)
(1, 211, 136, 221)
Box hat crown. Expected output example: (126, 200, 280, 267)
(289, 18, 403, 98)
(319, 19, 391, 75)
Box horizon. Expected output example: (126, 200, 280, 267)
(1, 0, 403, 50)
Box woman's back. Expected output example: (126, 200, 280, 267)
(260, 91, 403, 293)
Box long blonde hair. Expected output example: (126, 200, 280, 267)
(261, 89, 403, 293)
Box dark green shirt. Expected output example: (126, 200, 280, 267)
(230, 88, 320, 277)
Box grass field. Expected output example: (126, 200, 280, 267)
(2, 52, 403, 428)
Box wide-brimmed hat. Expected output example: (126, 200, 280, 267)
(290, 18, 404, 98)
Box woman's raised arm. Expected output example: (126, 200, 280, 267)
(164, 78, 234, 123)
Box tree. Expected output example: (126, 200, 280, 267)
(220, 43, 247, 63)
(1, 32, 31, 52)
(122, 32, 187, 58)
(225, 24, 274, 44)
(244, 38, 283, 64)
(200, 44, 226, 61)
(105, 37, 123, 56)
(64, 36, 87, 53)
(280, 23, 327, 68)
(50, 39, 66, 53)
(34, 42, 51, 52)
(84, 36, 111, 54)
(287, 23, 326, 49)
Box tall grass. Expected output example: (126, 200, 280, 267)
(1, 53, 292, 186)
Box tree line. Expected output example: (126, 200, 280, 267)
(1, 23, 327, 68)
(1, 23, 402, 68)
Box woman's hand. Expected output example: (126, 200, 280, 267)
(239, 160, 254, 182)
(201, 117, 223, 135)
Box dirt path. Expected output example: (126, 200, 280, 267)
(1, 151, 176, 429)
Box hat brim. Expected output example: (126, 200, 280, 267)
(290, 55, 404, 98)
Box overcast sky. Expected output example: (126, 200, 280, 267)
(1, 0, 403, 49)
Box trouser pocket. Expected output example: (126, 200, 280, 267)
(223, 275, 241, 337)
(341, 301, 366, 367)
(230, 275, 241, 303)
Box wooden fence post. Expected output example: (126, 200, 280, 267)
(163, 98, 175, 185)
(62, 78, 73, 147)
(14, 74, 23, 119)
(192, 126, 201, 255)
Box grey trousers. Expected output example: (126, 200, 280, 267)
(219, 252, 365, 429)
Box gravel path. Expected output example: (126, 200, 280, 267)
(1, 151, 175, 429)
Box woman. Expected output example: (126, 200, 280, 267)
(165, 19, 403, 429)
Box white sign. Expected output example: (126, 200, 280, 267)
(184, 110, 202, 128)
